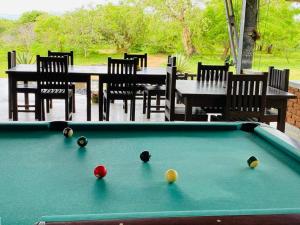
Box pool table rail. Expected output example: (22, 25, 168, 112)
(39, 213, 300, 225)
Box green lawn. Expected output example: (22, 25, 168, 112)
(1, 50, 300, 80)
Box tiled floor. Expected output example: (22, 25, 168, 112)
(1, 78, 299, 140)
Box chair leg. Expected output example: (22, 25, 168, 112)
(65, 98, 69, 121)
(143, 91, 147, 114)
(50, 99, 53, 109)
(41, 99, 45, 121)
(130, 98, 136, 121)
(147, 92, 151, 119)
(156, 94, 161, 111)
(72, 88, 76, 113)
(46, 99, 50, 113)
(106, 97, 110, 121)
(124, 100, 128, 114)
(104, 97, 107, 113)
(34, 93, 39, 120)
(69, 96, 73, 121)
(24, 93, 29, 110)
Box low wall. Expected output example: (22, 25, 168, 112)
(287, 81, 300, 128)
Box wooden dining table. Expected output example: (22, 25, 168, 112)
(175, 80, 296, 132)
(6, 64, 166, 121)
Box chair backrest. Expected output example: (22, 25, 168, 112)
(167, 55, 176, 66)
(107, 57, 137, 93)
(224, 72, 268, 121)
(37, 55, 69, 91)
(197, 63, 229, 82)
(48, 50, 74, 65)
(268, 66, 289, 91)
(8, 51, 17, 69)
(124, 53, 147, 68)
(165, 61, 177, 121)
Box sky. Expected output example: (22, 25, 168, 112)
(0, 0, 116, 16)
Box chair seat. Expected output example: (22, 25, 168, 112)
(265, 108, 278, 116)
(202, 106, 223, 113)
(136, 84, 146, 91)
(41, 89, 73, 98)
(176, 73, 187, 80)
(104, 90, 135, 98)
(17, 82, 38, 92)
(144, 85, 166, 95)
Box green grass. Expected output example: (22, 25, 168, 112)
(1, 50, 300, 80)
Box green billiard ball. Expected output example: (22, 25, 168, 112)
(77, 136, 88, 147)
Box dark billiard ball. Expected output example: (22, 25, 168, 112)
(63, 127, 73, 138)
(77, 136, 88, 147)
(94, 165, 107, 178)
(140, 151, 151, 163)
(247, 156, 259, 168)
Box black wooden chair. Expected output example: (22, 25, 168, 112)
(197, 63, 229, 115)
(47, 50, 75, 113)
(123, 53, 147, 112)
(197, 63, 229, 82)
(48, 50, 74, 65)
(142, 56, 176, 119)
(264, 67, 290, 123)
(165, 61, 208, 121)
(124, 53, 147, 68)
(213, 72, 268, 122)
(103, 57, 137, 121)
(36, 55, 74, 121)
(8, 51, 39, 119)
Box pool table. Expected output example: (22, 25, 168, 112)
(0, 122, 300, 225)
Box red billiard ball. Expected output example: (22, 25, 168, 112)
(94, 165, 107, 178)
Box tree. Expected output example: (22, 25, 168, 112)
(96, 3, 147, 52)
(34, 15, 66, 52)
(19, 11, 46, 24)
(144, 0, 200, 56)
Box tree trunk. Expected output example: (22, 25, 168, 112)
(182, 24, 196, 56)
(266, 44, 273, 54)
(222, 42, 230, 59)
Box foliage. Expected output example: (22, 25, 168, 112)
(18, 11, 46, 24)
(173, 53, 190, 73)
(0, 0, 298, 78)
(16, 52, 35, 64)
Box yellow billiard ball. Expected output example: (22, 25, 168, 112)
(165, 169, 178, 183)
(247, 156, 259, 169)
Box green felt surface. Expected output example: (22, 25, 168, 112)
(0, 123, 300, 225)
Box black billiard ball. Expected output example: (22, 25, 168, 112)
(77, 136, 88, 147)
(63, 127, 73, 138)
(247, 156, 259, 168)
(140, 151, 151, 163)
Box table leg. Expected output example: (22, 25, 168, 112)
(12, 77, 18, 121)
(98, 79, 104, 121)
(87, 78, 91, 121)
(277, 100, 287, 133)
(184, 98, 193, 121)
(8, 74, 12, 119)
